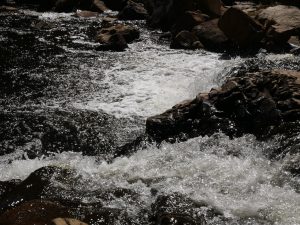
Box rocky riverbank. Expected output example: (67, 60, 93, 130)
(0, 0, 300, 224)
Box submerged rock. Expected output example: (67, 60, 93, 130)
(151, 193, 224, 225)
(118, 0, 148, 20)
(0, 200, 71, 225)
(0, 108, 142, 158)
(96, 24, 140, 51)
(0, 166, 73, 213)
(146, 69, 300, 141)
(170, 30, 203, 50)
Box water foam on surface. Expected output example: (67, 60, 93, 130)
(1, 134, 299, 224)
(71, 30, 240, 119)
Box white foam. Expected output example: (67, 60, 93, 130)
(72, 31, 241, 119)
(1, 134, 299, 224)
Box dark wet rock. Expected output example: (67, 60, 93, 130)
(0, 200, 71, 225)
(257, 5, 300, 44)
(170, 30, 203, 50)
(96, 33, 128, 51)
(171, 10, 207, 35)
(0, 108, 142, 158)
(282, 153, 300, 176)
(118, 0, 148, 20)
(218, 7, 264, 48)
(146, 69, 300, 141)
(193, 18, 231, 52)
(96, 24, 140, 51)
(102, 0, 126, 11)
(83, 207, 133, 225)
(151, 193, 224, 225)
(146, 0, 222, 31)
(0, 166, 73, 213)
(0, 180, 21, 199)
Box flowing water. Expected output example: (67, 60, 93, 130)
(0, 9, 300, 225)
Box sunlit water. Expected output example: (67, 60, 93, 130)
(0, 10, 300, 225)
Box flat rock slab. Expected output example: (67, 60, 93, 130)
(258, 5, 300, 31)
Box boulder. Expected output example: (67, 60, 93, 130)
(118, 0, 148, 20)
(170, 30, 204, 50)
(172, 10, 207, 35)
(257, 5, 300, 43)
(96, 33, 128, 51)
(0, 200, 71, 225)
(147, 0, 222, 31)
(0, 166, 74, 213)
(52, 218, 88, 225)
(218, 7, 264, 48)
(193, 18, 231, 52)
(0, 180, 21, 199)
(96, 24, 139, 51)
(146, 69, 300, 141)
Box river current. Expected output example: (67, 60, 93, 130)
(0, 10, 300, 225)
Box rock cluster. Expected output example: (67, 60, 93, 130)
(146, 0, 300, 52)
(146, 69, 300, 141)
(96, 24, 140, 51)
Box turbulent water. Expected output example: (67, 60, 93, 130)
(1, 9, 300, 225)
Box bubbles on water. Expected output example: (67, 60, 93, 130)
(1, 134, 299, 224)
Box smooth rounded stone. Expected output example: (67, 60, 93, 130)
(52, 218, 88, 225)
(257, 5, 300, 43)
(218, 7, 264, 48)
(0, 200, 71, 225)
(193, 18, 231, 52)
(170, 30, 204, 50)
(97, 24, 140, 44)
(118, 0, 147, 20)
(96, 33, 128, 51)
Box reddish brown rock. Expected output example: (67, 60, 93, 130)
(218, 7, 264, 48)
(146, 69, 300, 141)
(96, 24, 140, 51)
(193, 19, 230, 51)
(170, 30, 204, 50)
(0, 200, 71, 225)
(257, 5, 300, 43)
